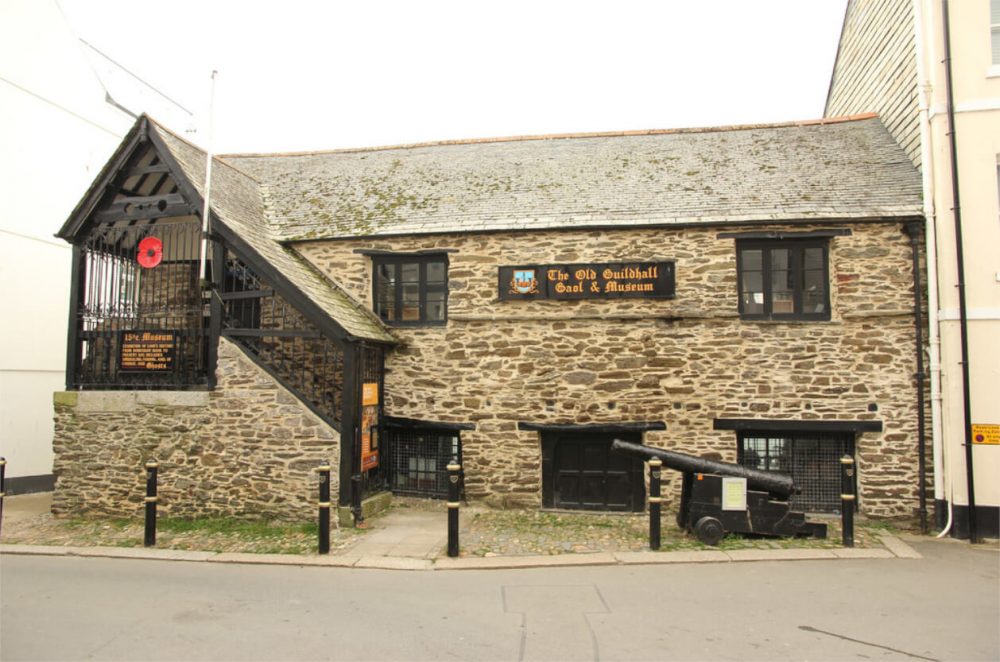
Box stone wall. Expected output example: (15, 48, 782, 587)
(52, 338, 340, 520)
(297, 221, 931, 519)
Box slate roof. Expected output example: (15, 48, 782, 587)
(222, 114, 923, 242)
(151, 124, 395, 344)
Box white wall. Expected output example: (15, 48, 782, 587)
(0, 0, 146, 481)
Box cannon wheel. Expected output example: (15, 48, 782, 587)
(694, 516, 725, 546)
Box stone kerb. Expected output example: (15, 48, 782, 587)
(52, 338, 340, 521)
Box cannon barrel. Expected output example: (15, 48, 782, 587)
(611, 439, 796, 499)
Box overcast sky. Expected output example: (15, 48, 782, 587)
(55, 0, 848, 155)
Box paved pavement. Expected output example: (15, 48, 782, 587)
(2, 539, 997, 661)
(0, 492, 931, 571)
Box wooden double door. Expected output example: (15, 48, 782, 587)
(541, 431, 644, 512)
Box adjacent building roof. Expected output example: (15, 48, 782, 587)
(222, 114, 923, 242)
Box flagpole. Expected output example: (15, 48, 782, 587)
(199, 69, 218, 287)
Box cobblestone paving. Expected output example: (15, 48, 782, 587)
(2, 494, 897, 557)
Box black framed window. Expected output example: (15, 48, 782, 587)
(373, 255, 448, 325)
(737, 239, 830, 320)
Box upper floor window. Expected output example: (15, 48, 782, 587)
(737, 239, 830, 320)
(373, 255, 448, 325)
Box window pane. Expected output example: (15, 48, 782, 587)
(375, 263, 396, 321)
(426, 291, 446, 321)
(427, 261, 446, 283)
(402, 280, 420, 321)
(741, 271, 764, 314)
(770, 248, 794, 314)
(740, 249, 764, 315)
(401, 262, 420, 283)
(803, 247, 824, 271)
(741, 249, 762, 271)
(803, 268, 827, 313)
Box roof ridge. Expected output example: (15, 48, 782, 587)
(217, 113, 881, 160)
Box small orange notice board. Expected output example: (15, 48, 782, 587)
(361, 382, 380, 470)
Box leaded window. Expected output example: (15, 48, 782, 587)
(373, 255, 448, 325)
(737, 239, 830, 320)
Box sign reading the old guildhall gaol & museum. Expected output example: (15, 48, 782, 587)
(499, 262, 675, 301)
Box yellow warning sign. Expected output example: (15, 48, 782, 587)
(971, 424, 1000, 445)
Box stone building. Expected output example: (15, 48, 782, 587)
(53, 112, 927, 524)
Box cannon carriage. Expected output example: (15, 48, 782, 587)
(611, 439, 828, 545)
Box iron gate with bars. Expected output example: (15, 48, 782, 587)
(386, 427, 462, 499)
(737, 431, 855, 513)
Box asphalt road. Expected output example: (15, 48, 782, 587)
(1, 539, 997, 661)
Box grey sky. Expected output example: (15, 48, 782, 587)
(55, 0, 849, 154)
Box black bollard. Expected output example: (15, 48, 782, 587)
(0, 456, 6, 539)
(840, 454, 855, 548)
(144, 458, 159, 547)
(447, 457, 461, 558)
(317, 461, 331, 554)
(648, 458, 662, 550)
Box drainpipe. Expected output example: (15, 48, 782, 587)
(941, 0, 978, 543)
(903, 222, 929, 534)
(912, 0, 946, 534)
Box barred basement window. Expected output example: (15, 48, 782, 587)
(373, 255, 448, 325)
(387, 427, 462, 499)
(737, 431, 854, 513)
(737, 239, 830, 320)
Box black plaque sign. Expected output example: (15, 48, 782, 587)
(499, 262, 675, 300)
(119, 330, 177, 372)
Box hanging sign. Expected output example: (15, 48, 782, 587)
(499, 262, 675, 300)
(362, 382, 379, 406)
(119, 330, 176, 372)
(361, 382, 380, 470)
(137, 236, 164, 269)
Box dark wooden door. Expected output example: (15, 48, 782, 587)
(543, 432, 643, 511)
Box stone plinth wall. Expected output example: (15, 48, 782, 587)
(298, 221, 931, 519)
(52, 338, 339, 520)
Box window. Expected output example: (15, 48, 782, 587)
(387, 426, 462, 499)
(738, 431, 854, 513)
(992, 0, 1000, 65)
(737, 239, 830, 320)
(372, 255, 448, 325)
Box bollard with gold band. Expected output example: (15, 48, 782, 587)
(317, 461, 332, 555)
(840, 454, 855, 548)
(447, 457, 461, 558)
(648, 458, 662, 550)
(0, 457, 7, 538)
(144, 458, 159, 547)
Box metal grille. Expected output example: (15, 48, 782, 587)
(387, 427, 461, 499)
(359, 345, 388, 498)
(72, 219, 209, 389)
(220, 248, 344, 427)
(738, 432, 854, 513)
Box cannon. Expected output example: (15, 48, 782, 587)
(611, 439, 827, 545)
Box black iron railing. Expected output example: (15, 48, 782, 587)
(219, 248, 345, 428)
(71, 219, 209, 389)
